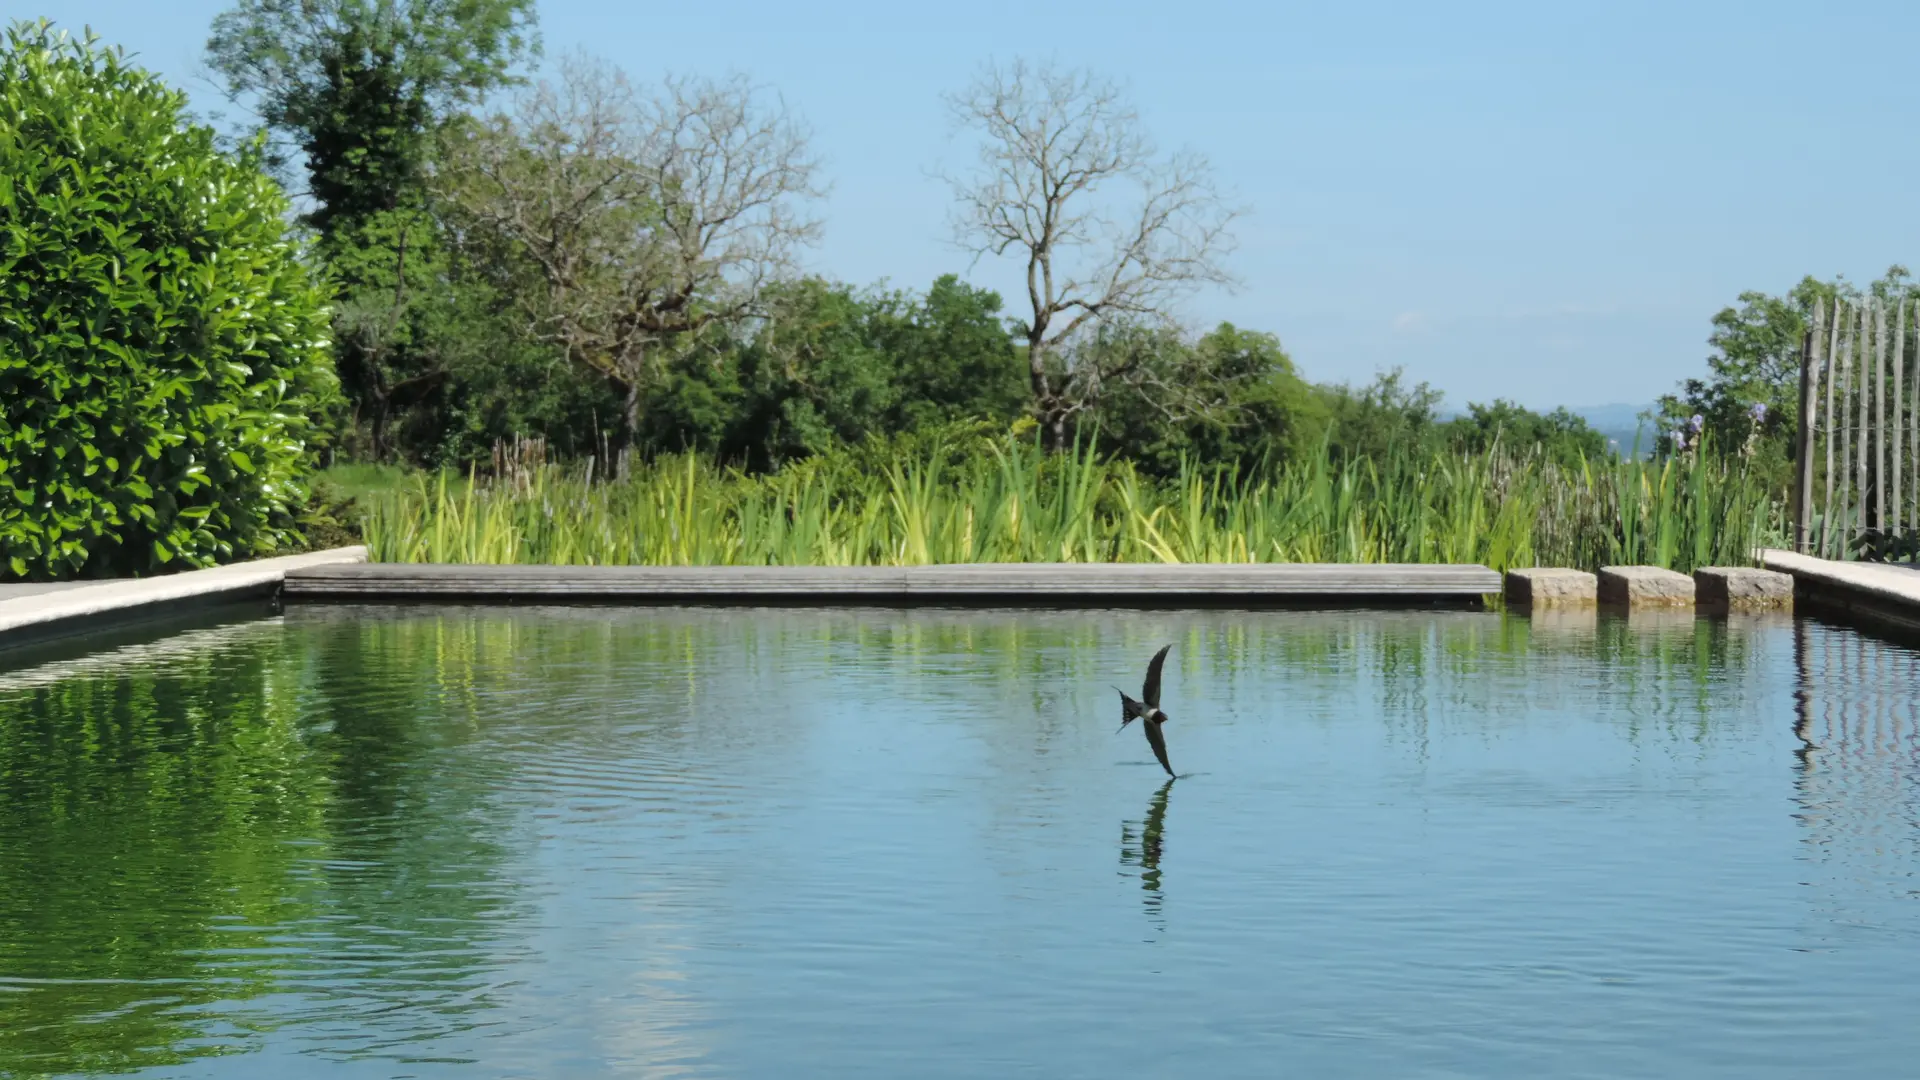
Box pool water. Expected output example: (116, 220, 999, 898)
(0, 606, 1916, 1078)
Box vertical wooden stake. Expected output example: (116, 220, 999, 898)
(1822, 296, 1841, 558)
(1852, 302, 1870, 553)
(1895, 297, 1907, 537)
(1877, 300, 1889, 532)
(1795, 302, 1826, 552)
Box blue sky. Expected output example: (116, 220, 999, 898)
(32, 0, 1920, 410)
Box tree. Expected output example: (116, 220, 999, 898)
(206, 0, 540, 463)
(205, 0, 539, 232)
(0, 21, 337, 579)
(1315, 369, 1445, 465)
(866, 274, 1026, 432)
(941, 58, 1241, 449)
(322, 208, 451, 460)
(1090, 323, 1324, 477)
(631, 275, 1026, 470)
(437, 54, 824, 440)
(724, 278, 896, 468)
(1440, 400, 1606, 467)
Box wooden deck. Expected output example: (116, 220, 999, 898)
(281, 562, 1502, 608)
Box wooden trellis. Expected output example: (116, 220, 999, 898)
(1793, 295, 1917, 558)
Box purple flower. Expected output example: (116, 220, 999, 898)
(1749, 402, 1768, 424)
(1671, 428, 1689, 451)
(1687, 414, 1705, 434)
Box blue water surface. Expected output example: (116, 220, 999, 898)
(0, 606, 1914, 1078)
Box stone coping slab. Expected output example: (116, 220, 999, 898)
(0, 547, 367, 649)
(1759, 548, 1920, 637)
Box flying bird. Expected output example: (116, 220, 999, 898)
(1116, 643, 1176, 778)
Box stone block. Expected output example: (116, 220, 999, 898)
(1504, 567, 1598, 608)
(1693, 566, 1794, 610)
(1597, 565, 1696, 608)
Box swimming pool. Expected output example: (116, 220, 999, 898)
(0, 606, 1913, 1077)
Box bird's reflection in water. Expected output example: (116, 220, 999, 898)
(1119, 779, 1175, 933)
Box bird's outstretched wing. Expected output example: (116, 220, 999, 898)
(1144, 719, 1174, 777)
(1142, 644, 1173, 708)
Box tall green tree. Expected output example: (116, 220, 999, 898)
(206, 0, 539, 232)
(206, 0, 541, 462)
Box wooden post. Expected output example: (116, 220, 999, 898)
(1822, 296, 1841, 558)
(1795, 303, 1825, 552)
(1877, 300, 1889, 532)
(1895, 298, 1907, 537)
(1911, 296, 1919, 539)
(1855, 301, 1871, 553)
(1833, 302, 1849, 556)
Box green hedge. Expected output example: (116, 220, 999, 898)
(0, 21, 337, 580)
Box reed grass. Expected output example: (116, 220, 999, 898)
(359, 431, 1786, 573)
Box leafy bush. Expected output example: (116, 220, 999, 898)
(0, 21, 338, 579)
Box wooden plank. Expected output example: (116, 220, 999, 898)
(283, 562, 1503, 606)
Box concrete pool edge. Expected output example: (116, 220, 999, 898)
(1759, 548, 1920, 642)
(277, 561, 1505, 609)
(19, 547, 1920, 635)
(0, 546, 368, 650)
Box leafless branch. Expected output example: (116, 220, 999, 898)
(436, 52, 824, 433)
(938, 57, 1242, 447)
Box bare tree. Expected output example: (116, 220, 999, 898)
(437, 53, 823, 438)
(941, 59, 1242, 449)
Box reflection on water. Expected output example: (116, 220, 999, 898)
(0, 617, 534, 1075)
(1789, 618, 1920, 947)
(0, 606, 1916, 1077)
(1119, 779, 1175, 934)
